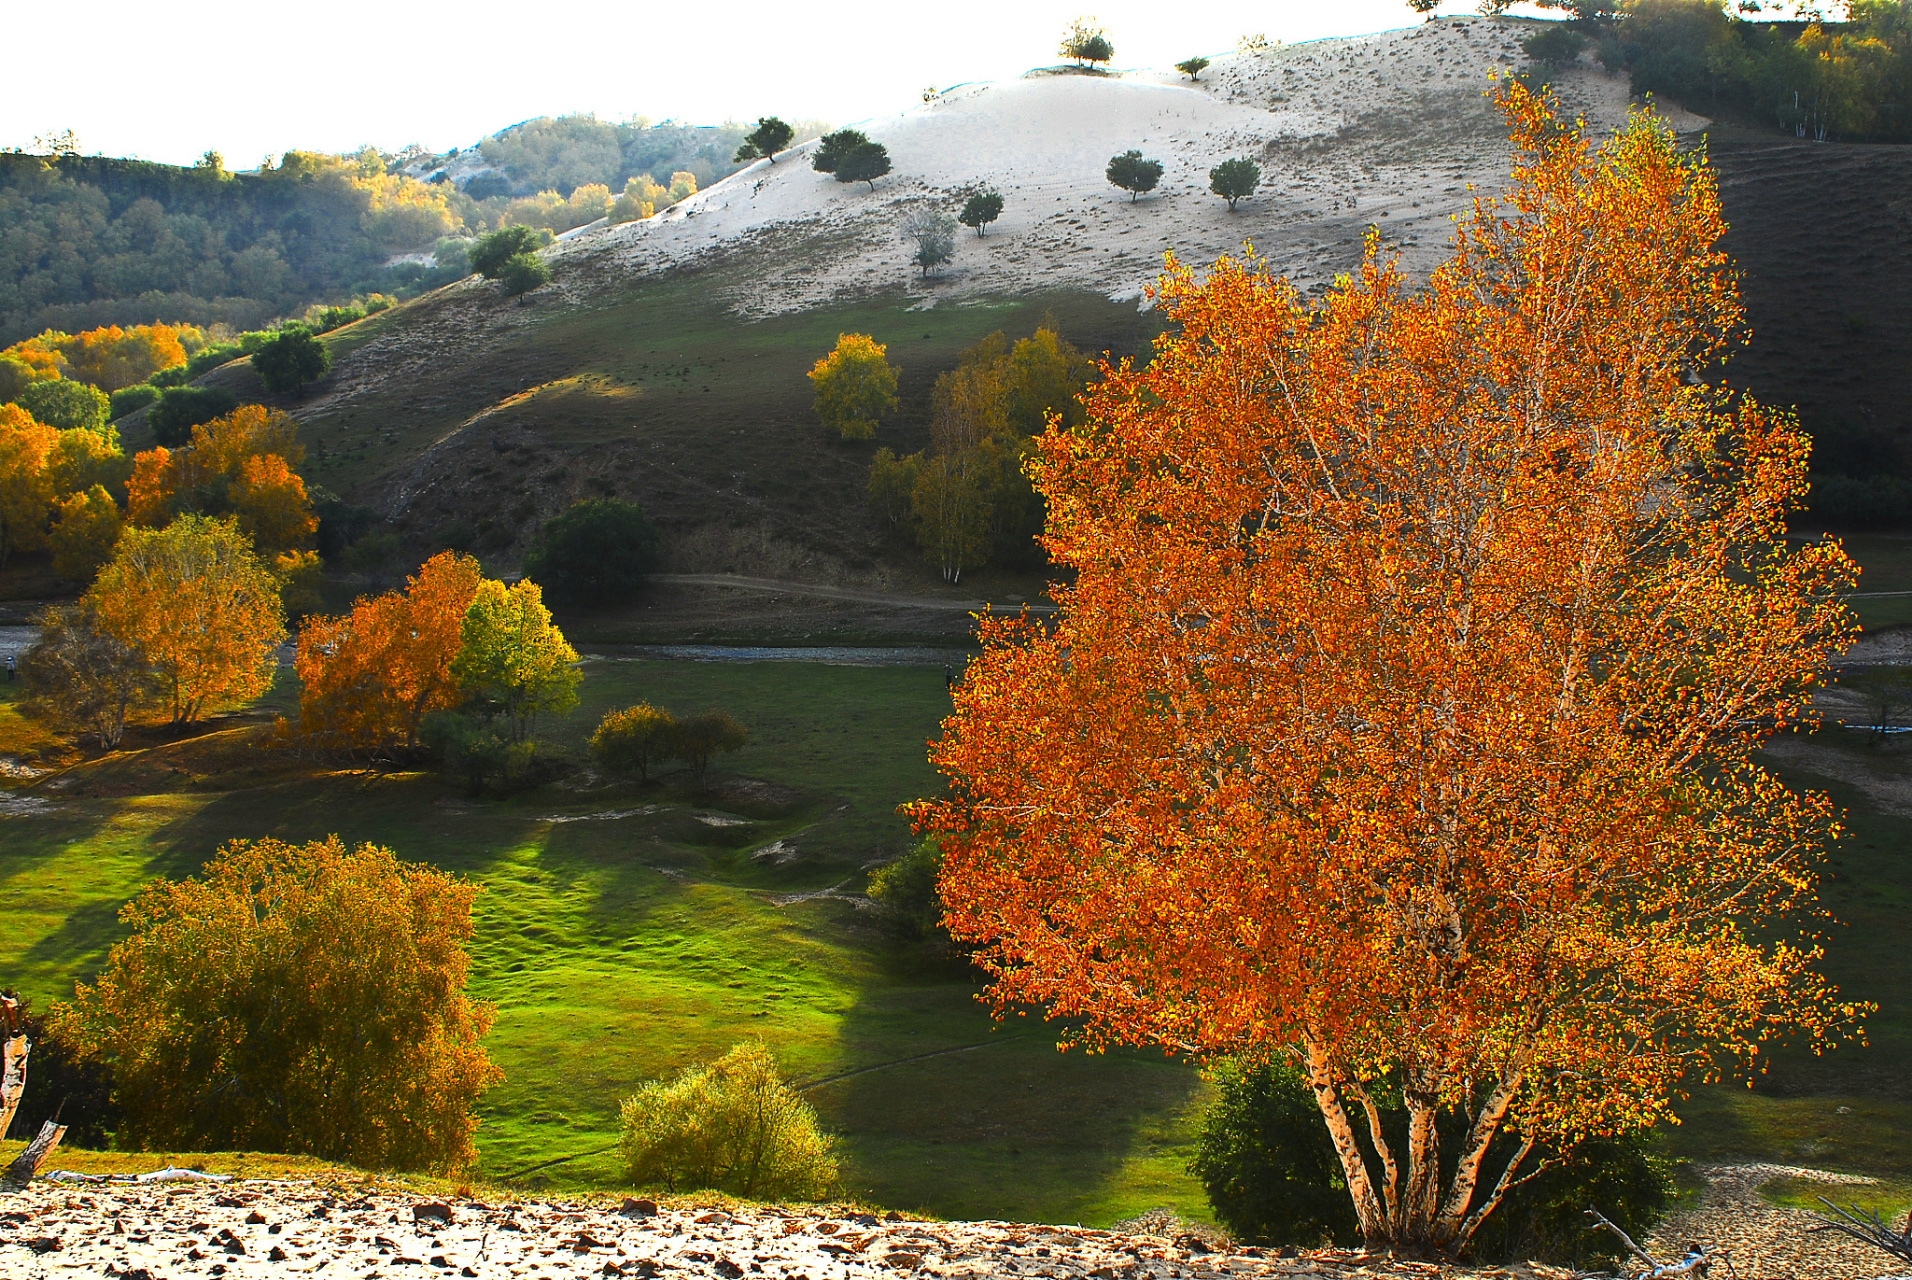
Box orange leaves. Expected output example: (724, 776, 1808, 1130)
(920, 84, 1860, 1251)
(292, 551, 484, 757)
(126, 405, 314, 555)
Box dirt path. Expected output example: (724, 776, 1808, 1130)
(648, 574, 1055, 613)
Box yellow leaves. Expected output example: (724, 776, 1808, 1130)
(809, 333, 898, 441)
(451, 577, 580, 737)
(54, 835, 499, 1172)
(49, 485, 123, 582)
(127, 405, 314, 555)
(87, 514, 284, 724)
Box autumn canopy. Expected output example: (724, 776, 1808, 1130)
(922, 85, 1863, 1254)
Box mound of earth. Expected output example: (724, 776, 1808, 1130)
(558, 19, 1698, 316)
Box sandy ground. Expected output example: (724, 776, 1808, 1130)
(552, 19, 1704, 318)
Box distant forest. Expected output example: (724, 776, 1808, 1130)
(0, 117, 785, 345)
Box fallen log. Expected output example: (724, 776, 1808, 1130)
(0, 991, 27, 1141)
(1810, 1195, 1912, 1267)
(5, 1118, 68, 1185)
(1585, 1208, 1728, 1279)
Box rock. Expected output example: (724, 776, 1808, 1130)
(714, 1259, 744, 1277)
(414, 1202, 455, 1224)
(246, 1210, 267, 1224)
(619, 1197, 659, 1218)
(23, 1235, 61, 1253)
(270, 1244, 289, 1261)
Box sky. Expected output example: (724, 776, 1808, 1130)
(4, 1, 1838, 168)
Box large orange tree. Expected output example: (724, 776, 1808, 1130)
(920, 86, 1864, 1256)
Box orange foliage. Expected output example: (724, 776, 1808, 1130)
(919, 86, 1864, 1254)
(53, 835, 500, 1173)
(5, 324, 194, 391)
(88, 513, 285, 724)
(293, 551, 485, 757)
(126, 406, 312, 553)
(0, 405, 57, 564)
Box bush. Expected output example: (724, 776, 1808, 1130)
(811, 129, 870, 174)
(423, 711, 572, 795)
(867, 837, 945, 942)
(147, 364, 193, 388)
(676, 710, 746, 784)
(1191, 1058, 1672, 1266)
(498, 252, 551, 298)
(1524, 25, 1590, 67)
(252, 325, 331, 395)
(51, 836, 501, 1172)
(147, 385, 241, 446)
(901, 210, 956, 276)
(1177, 56, 1211, 81)
(619, 1041, 838, 1200)
(1107, 150, 1164, 201)
(590, 703, 679, 782)
(468, 225, 549, 278)
(959, 189, 1004, 237)
(835, 141, 892, 190)
(1209, 157, 1261, 210)
(19, 379, 110, 433)
(109, 383, 161, 420)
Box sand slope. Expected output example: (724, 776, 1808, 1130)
(556, 18, 1704, 316)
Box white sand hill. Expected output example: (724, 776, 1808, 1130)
(554, 17, 1705, 316)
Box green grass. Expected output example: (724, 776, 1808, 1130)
(0, 660, 1212, 1226)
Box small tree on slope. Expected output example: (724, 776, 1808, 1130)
(736, 116, 795, 163)
(917, 83, 1864, 1257)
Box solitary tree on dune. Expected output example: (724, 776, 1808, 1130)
(920, 83, 1864, 1257)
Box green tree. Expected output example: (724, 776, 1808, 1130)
(736, 117, 796, 163)
(1177, 56, 1211, 81)
(1524, 25, 1590, 66)
(467, 225, 550, 278)
(835, 141, 893, 190)
(252, 326, 331, 396)
(52, 835, 501, 1173)
(451, 577, 580, 740)
(1408, 0, 1440, 15)
(1060, 17, 1114, 66)
(590, 703, 679, 783)
(109, 384, 161, 420)
(522, 498, 660, 606)
(866, 447, 922, 528)
(19, 380, 110, 434)
(811, 129, 870, 174)
(958, 189, 1004, 237)
(619, 1041, 837, 1200)
(1209, 156, 1261, 210)
(867, 838, 947, 943)
(808, 333, 898, 441)
(675, 710, 746, 783)
(497, 252, 550, 299)
(20, 600, 160, 748)
(912, 452, 992, 583)
(1106, 150, 1164, 201)
(146, 386, 241, 447)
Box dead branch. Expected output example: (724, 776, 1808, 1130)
(1810, 1195, 1912, 1266)
(1586, 1208, 1729, 1279)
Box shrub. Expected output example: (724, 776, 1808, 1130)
(498, 252, 551, 299)
(867, 837, 945, 941)
(468, 225, 549, 278)
(19, 379, 110, 433)
(1191, 1058, 1672, 1266)
(811, 129, 870, 174)
(676, 710, 746, 783)
(590, 704, 679, 782)
(901, 210, 957, 276)
(422, 711, 570, 795)
(146, 385, 241, 446)
(1524, 25, 1590, 67)
(736, 117, 795, 163)
(1060, 17, 1114, 67)
(1107, 150, 1164, 201)
(252, 325, 331, 396)
(522, 498, 660, 606)
(619, 1041, 837, 1200)
(959, 189, 1004, 237)
(147, 364, 193, 388)
(108, 383, 161, 421)
(1177, 56, 1211, 81)
(1209, 157, 1261, 210)
(51, 836, 501, 1172)
(835, 141, 893, 190)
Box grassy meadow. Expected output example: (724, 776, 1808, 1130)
(0, 654, 1211, 1226)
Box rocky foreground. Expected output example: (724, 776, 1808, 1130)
(0, 1183, 1576, 1280)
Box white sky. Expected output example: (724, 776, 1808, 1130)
(5, 1, 1839, 168)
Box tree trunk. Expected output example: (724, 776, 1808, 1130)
(5, 1119, 66, 1184)
(0, 994, 27, 1141)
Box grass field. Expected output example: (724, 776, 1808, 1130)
(0, 657, 1212, 1226)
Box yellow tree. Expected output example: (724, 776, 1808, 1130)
(88, 514, 285, 725)
(920, 85, 1864, 1256)
(0, 404, 56, 565)
(294, 551, 484, 756)
(127, 406, 313, 554)
(49, 485, 124, 582)
(451, 578, 580, 740)
(809, 333, 898, 441)
(53, 835, 500, 1173)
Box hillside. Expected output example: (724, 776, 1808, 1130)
(154, 18, 1707, 624)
